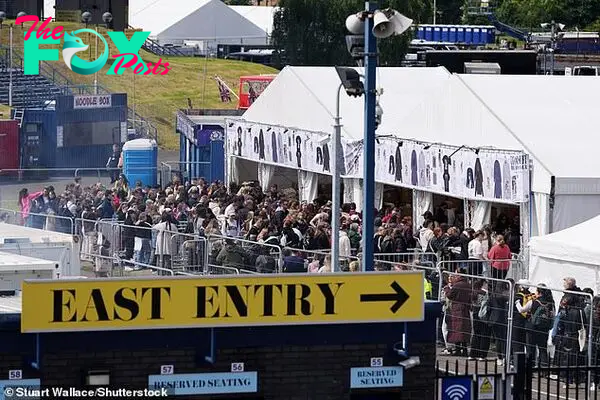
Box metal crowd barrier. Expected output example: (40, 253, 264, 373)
(0, 207, 75, 235)
(440, 269, 516, 371)
(280, 247, 359, 273)
(206, 233, 283, 273)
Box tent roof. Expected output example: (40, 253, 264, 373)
(131, 0, 268, 41)
(529, 214, 600, 266)
(242, 66, 453, 141)
(230, 6, 278, 35)
(130, 0, 211, 35)
(460, 75, 600, 178)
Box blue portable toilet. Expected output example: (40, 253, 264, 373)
(417, 26, 426, 40)
(465, 27, 473, 43)
(457, 27, 465, 42)
(449, 27, 457, 42)
(425, 26, 433, 41)
(122, 138, 158, 187)
(441, 27, 449, 42)
(433, 26, 441, 41)
(473, 28, 481, 44)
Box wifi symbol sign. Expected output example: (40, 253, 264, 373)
(441, 378, 472, 400)
(445, 384, 468, 400)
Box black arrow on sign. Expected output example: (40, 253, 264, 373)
(360, 282, 410, 313)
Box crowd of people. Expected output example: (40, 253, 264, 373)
(15, 175, 524, 276)
(441, 272, 600, 388)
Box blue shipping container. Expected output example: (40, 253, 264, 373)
(122, 138, 158, 187)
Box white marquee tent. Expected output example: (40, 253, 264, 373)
(235, 67, 600, 239)
(529, 214, 600, 300)
(130, 0, 270, 46)
(230, 6, 278, 36)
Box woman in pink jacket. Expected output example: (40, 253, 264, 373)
(18, 188, 43, 227)
(488, 234, 512, 280)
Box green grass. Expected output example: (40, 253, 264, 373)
(0, 19, 278, 149)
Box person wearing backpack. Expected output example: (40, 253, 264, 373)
(519, 285, 555, 368)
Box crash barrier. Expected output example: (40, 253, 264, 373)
(80, 252, 175, 277)
(0, 207, 75, 235)
(375, 251, 438, 265)
(373, 259, 441, 301)
(281, 247, 359, 273)
(206, 233, 283, 273)
(518, 283, 594, 387)
(438, 270, 595, 378)
(83, 219, 205, 274)
(439, 269, 515, 371)
(436, 258, 523, 286)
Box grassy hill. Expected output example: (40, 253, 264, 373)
(0, 19, 278, 149)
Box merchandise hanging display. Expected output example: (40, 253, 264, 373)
(226, 120, 530, 204)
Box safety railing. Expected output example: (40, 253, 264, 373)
(436, 258, 523, 282)
(439, 269, 515, 372)
(437, 269, 595, 379)
(80, 251, 175, 277)
(206, 233, 283, 273)
(0, 207, 75, 235)
(375, 251, 438, 269)
(280, 247, 359, 273)
(90, 219, 205, 273)
(372, 258, 441, 300)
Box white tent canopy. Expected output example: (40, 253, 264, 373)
(242, 66, 454, 141)
(130, 0, 269, 45)
(230, 6, 278, 36)
(529, 214, 600, 300)
(242, 67, 600, 236)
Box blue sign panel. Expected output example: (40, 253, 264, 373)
(0, 379, 41, 400)
(441, 376, 472, 400)
(350, 367, 403, 389)
(148, 372, 258, 396)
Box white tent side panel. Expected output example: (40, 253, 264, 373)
(529, 255, 599, 309)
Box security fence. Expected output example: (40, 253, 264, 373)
(437, 269, 596, 383)
(280, 247, 359, 273)
(0, 207, 75, 235)
(439, 269, 515, 368)
(206, 233, 283, 274)
(436, 258, 523, 283)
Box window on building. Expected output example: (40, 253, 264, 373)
(62, 121, 120, 147)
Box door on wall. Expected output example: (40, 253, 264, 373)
(22, 123, 47, 179)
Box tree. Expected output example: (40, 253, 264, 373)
(272, 0, 429, 67)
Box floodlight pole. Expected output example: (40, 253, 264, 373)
(362, 0, 377, 272)
(331, 83, 344, 272)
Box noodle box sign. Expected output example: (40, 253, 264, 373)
(148, 372, 258, 396)
(73, 95, 112, 109)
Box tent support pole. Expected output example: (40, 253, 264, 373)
(548, 176, 555, 233)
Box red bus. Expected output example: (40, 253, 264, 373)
(238, 75, 276, 110)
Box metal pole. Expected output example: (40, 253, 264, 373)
(331, 83, 343, 272)
(94, 26, 98, 94)
(550, 22, 555, 75)
(362, 0, 377, 272)
(9, 25, 13, 107)
(433, 0, 437, 25)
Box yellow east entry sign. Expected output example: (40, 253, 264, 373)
(21, 271, 424, 333)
